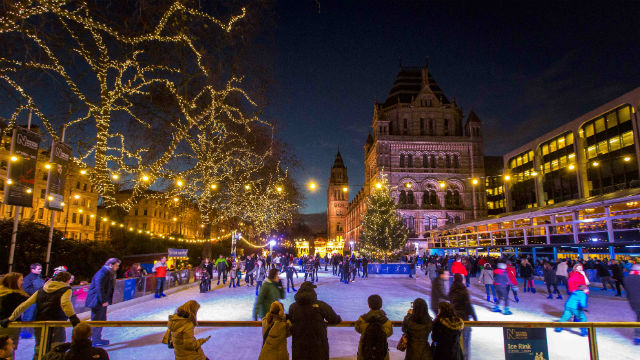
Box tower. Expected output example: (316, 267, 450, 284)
(327, 151, 348, 243)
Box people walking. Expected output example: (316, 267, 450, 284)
(253, 269, 285, 321)
(449, 274, 477, 360)
(0, 272, 28, 358)
(478, 263, 496, 303)
(623, 263, 640, 344)
(258, 301, 291, 360)
(555, 284, 588, 336)
(153, 256, 168, 298)
(165, 300, 210, 360)
(401, 298, 433, 360)
(85, 258, 120, 347)
(362, 257, 369, 279)
(431, 270, 449, 316)
(431, 302, 464, 360)
(288, 281, 341, 360)
(355, 294, 393, 360)
(450, 258, 467, 286)
(21, 263, 44, 338)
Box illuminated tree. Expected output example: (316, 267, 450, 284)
(0, 0, 248, 210)
(359, 177, 409, 259)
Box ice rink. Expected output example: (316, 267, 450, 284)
(13, 269, 639, 359)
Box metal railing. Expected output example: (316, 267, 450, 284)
(8, 320, 639, 360)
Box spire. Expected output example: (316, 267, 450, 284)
(332, 151, 345, 169)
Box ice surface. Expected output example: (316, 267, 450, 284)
(13, 270, 639, 359)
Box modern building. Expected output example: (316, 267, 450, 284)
(484, 156, 506, 215)
(341, 66, 488, 253)
(0, 130, 99, 241)
(428, 86, 640, 261)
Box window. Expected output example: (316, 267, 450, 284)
(622, 131, 634, 147)
(430, 155, 436, 168)
(79, 214, 84, 225)
(134, 209, 138, 216)
(408, 154, 413, 167)
(429, 119, 434, 134)
(454, 155, 459, 168)
(72, 213, 77, 223)
(76, 181, 80, 189)
(420, 118, 425, 135)
(85, 216, 90, 226)
(423, 154, 428, 168)
(400, 154, 405, 167)
(618, 106, 631, 123)
(42, 172, 48, 181)
(445, 155, 451, 168)
(40, 189, 46, 199)
(38, 208, 44, 219)
(143, 209, 148, 216)
(83, 183, 87, 191)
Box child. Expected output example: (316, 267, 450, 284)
(555, 284, 588, 336)
(199, 266, 211, 293)
(228, 265, 237, 288)
(258, 301, 291, 360)
(355, 295, 393, 360)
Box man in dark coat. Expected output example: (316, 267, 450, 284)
(431, 270, 449, 315)
(624, 264, 640, 344)
(21, 263, 44, 337)
(85, 258, 120, 346)
(610, 260, 626, 296)
(595, 260, 615, 291)
(288, 281, 341, 360)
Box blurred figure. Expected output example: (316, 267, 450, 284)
(45, 322, 110, 359)
(0, 273, 28, 358)
(431, 302, 464, 360)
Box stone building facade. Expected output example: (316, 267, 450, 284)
(343, 66, 487, 250)
(327, 152, 348, 244)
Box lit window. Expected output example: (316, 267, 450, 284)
(618, 106, 631, 123)
(622, 131, 634, 147)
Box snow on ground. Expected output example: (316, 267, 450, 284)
(14, 269, 639, 359)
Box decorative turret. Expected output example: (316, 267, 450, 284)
(327, 151, 348, 243)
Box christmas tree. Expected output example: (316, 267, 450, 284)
(359, 178, 409, 260)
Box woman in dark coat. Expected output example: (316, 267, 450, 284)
(401, 298, 433, 360)
(430, 270, 449, 316)
(520, 259, 535, 293)
(448, 274, 476, 360)
(431, 302, 464, 360)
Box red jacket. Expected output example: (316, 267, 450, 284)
(154, 265, 167, 278)
(451, 261, 468, 276)
(506, 265, 518, 285)
(568, 271, 588, 293)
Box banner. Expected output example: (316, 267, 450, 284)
(367, 263, 410, 274)
(503, 328, 549, 360)
(122, 279, 137, 301)
(4, 127, 41, 207)
(45, 141, 72, 211)
(168, 248, 188, 258)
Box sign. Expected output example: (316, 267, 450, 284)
(122, 279, 137, 301)
(503, 328, 549, 360)
(367, 263, 410, 274)
(4, 127, 41, 207)
(45, 140, 72, 211)
(168, 248, 188, 258)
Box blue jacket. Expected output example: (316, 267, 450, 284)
(85, 266, 115, 309)
(22, 273, 45, 295)
(565, 290, 588, 310)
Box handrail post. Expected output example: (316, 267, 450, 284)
(588, 325, 599, 360)
(37, 323, 49, 360)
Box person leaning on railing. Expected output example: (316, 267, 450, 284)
(0, 272, 28, 359)
(1, 271, 80, 360)
(401, 298, 433, 360)
(44, 322, 110, 360)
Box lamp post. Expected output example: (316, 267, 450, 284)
(269, 239, 276, 254)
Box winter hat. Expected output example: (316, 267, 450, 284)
(497, 263, 507, 270)
(299, 281, 317, 291)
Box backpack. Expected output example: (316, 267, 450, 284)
(361, 321, 388, 360)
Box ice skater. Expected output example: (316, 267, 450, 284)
(555, 284, 588, 336)
(493, 263, 512, 315)
(543, 262, 562, 299)
(478, 263, 496, 303)
(285, 261, 299, 292)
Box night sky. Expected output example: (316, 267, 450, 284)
(265, 0, 640, 214)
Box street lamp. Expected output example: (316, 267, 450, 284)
(269, 239, 276, 253)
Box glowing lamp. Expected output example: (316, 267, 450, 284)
(10, 156, 18, 162)
(48, 196, 53, 201)
(44, 163, 51, 169)
(471, 179, 479, 185)
(624, 156, 632, 162)
(375, 182, 382, 189)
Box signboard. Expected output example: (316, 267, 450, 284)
(168, 248, 188, 258)
(122, 279, 137, 301)
(45, 140, 72, 211)
(503, 328, 549, 360)
(4, 127, 41, 207)
(367, 263, 410, 274)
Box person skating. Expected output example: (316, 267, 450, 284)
(285, 262, 299, 293)
(258, 301, 291, 360)
(153, 256, 168, 298)
(21, 263, 44, 339)
(228, 265, 237, 288)
(164, 300, 210, 360)
(401, 298, 433, 360)
(199, 265, 211, 293)
(520, 259, 535, 293)
(555, 284, 588, 336)
(255, 262, 267, 296)
(354, 294, 393, 360)
(543, 262, 562, 299)
(215, 255, 228, 285)
(623, 263, 640, 345)
(506, 261, 520, 303)
(0, 272, 28, 358)
(595, 259, 615, 291)
(556, 258, 569, 295)
(342, 258, 351, 284)
(85, 258, 120, 347)
(430, 302, 464, 360)
(493, 263, 512, 315)
(304, 259, 315, 282)
(288, 281, 342, 360)
(568, 263, 589, 295)
(2, 271, 80, 360)
(245, 256, 256, 286)
(611, 260, 626, 297)
(449, 274, 477, 360)
(362, 257, 369, 278)
(430, 270, 449, 316)
(478, 263, 496, 303)
(44, 322, 110, 360)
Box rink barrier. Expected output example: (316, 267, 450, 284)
(8, 320, 640, 360)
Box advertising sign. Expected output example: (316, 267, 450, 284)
(367, 263, 410, 274)
(503, 328, 549, 360)
(168, 248, 188, 258)
(45, 140, 72, 211)
(123, 279, 137, 301)
(3, 127, 41, 207)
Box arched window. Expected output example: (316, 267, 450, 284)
(454, 155, 459, 168)
(431, 217, 438, 229)
(407, 190, 415, 204)
(423, 154, 428, 168)
(453, 190, 461, 206)
(430, 155, 436, 168)
(445, 190, 453, 206)
(400, 154, 405, 168)
(408, 216, 415, 233)
(430, 190, 438, 206)
(408, 154, 413, 167)
(399, 190, 407, 204)
(445, 155, 451, 168)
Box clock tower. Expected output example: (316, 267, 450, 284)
(327, 151, 348, 243)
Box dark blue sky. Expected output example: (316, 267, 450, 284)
(264, 0, 640, 214)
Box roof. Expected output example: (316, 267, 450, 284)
(332, 151, 345, 169)
(383, 66, 450, 108)
(466, 109, 481, 124)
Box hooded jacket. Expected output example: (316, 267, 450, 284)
(355, 309, 393, 360)
(402, 314, 433, 360)
(431, 317, 464, 360)
(167, 314, 207, 360)
(450, 262, 467, 276)
(9, 281, 76, 322)
(288, 284, 341, 360)
(478, 268, 494, 285)
(258, 303, 291, 360)
(0, 286, 28, 320)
